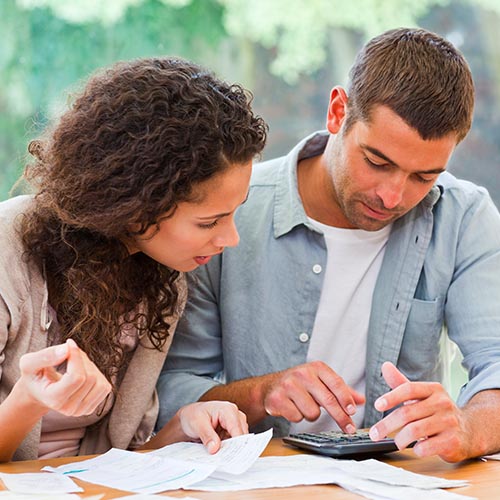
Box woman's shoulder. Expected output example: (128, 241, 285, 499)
(0, 195, 41, 306)
(0, 195, 34, 233)
(0, 195, 34, 259)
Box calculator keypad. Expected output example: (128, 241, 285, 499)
(283, 430, 399, 457)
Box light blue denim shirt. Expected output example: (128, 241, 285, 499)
(157, 131, 500, 436)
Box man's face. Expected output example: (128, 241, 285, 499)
(326, 105, 458, 231)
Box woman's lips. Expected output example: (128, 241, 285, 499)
(194, 255, 212, 265)
(194, 251, 222, 265)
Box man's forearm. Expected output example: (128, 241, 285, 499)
(461, 389, 500, 458)
(199, 373, 278, 426)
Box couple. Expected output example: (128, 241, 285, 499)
(2, 27, 500, 463)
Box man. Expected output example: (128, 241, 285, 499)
(157, 28, 500, 462)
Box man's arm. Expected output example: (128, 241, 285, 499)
(156, 264, 224, 430)
(371, 186, 500, 461)
(200, 361, 365, 433)
(159, 262, 365, 433)
(369, 362, 500, 462)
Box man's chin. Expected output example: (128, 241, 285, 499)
(350, 214, 395, 231)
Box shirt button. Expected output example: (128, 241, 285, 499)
(299, 332, 310, 343)
(312, 264, 322, 274)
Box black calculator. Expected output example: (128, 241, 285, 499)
(283, 430, 399, 458)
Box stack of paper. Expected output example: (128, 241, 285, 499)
(191, 454, 474, 500)
(25, 429, 474, 500)
(43, 429, 273, 494)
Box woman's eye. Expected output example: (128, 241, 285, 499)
(198, 220, 219, 229)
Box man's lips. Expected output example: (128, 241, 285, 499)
(361, 202, 398, 221)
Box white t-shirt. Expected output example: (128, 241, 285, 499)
(290, 219, 391, 434)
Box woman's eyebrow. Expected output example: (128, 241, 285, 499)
(197, 190, 250, 220)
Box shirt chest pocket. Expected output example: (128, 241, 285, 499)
(398, 297, 446, 378)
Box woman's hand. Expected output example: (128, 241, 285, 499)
(144, 400, 248, 454)
(0, 338, 112, 462)
(177, 401, 249, 453)
(18, 338, 112, 416)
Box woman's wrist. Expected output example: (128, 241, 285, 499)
(9, 378, 50, 420)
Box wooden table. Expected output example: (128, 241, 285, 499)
(0, 439, 497, 499)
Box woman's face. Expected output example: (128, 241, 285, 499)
(127, 162, 252, 272)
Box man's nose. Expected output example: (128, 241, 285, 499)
(375, 177, 405, 210)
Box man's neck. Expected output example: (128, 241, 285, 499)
(297, 154, 349, 228)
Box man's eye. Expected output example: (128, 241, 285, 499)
(364, 156, 387, 168)
(414, 175, 435, 184)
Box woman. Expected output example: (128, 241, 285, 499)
(0, 57, 267, 462)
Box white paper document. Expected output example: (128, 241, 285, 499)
(113, 496, 200, 500)
(0, 494, 82, 500)
(0, 472, 83, 494)
(189, 455, 475, 500)
(40, 429, 474, 500)
(44, 448, 215, 494)
(43, 430, 272, 494)
(327, 458, 469, 489)
(150, 427, 272, 474)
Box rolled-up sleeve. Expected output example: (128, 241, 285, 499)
(445, 189, 500, 405)
(156, 262, 224, 429)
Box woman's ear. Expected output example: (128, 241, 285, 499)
(326, 86, 348, 134)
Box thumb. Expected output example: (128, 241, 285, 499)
(196, 422, 222, 454)
(381, 361, 409, 390)
(19, 341, 69, 375)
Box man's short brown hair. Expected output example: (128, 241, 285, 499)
(345, 28, 474, 143)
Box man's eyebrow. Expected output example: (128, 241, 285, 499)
(196, 190, 250, 220)
(363, 144, 446, 174)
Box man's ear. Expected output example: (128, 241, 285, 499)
(326, 86, 348, 134)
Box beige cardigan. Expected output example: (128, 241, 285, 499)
(0, 196, 186, 461)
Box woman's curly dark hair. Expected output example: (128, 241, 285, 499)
(20, 57, 267, 383)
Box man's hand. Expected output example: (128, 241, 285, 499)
(369, 361, 473, 462)
(259, 361, 365, 433)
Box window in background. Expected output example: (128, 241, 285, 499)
(2, 0, 499, 396)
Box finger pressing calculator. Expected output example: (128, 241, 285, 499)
(283, 430, 399, 458)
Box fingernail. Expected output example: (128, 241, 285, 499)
(207, 440, 217, 454)
(346, 404, 356, 415)
(369, 427, 379, 440)
(346, 424, 356, 434)
(374, 397, 386, 411)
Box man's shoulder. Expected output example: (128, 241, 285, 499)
(428, 172, 500, 240)
(436, 171, 493, 209)
(250, 154, 288, 187)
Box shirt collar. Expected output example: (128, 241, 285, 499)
(273, 131, 329, 238)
